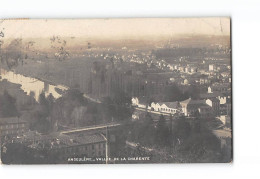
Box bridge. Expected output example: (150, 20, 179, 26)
(60, 123, 121, 135)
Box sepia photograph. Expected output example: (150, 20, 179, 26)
(0, 18, 232, 164)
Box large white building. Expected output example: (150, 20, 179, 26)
(150, 102, 182, 115)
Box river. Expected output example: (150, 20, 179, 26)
(0, 68, 68, 101)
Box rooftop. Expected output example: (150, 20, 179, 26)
(21, 131, 106, 149)
(200, 92, 222, 99)
(180, 98, 192, 105)
(0, 117, 27, 125)
(158, 102, 179, 109)
(180, 98, 210, 106)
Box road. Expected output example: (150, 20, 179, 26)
(83, 93, 101, 103)
(212, 129, 232, 138)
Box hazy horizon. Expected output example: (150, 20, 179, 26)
(0, 18, 230, 50)
(0, 18, 230, 39)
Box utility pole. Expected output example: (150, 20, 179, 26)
(170, 114, 174, 153)
(105, 126, 109, 164)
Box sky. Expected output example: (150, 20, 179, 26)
(0, 18, 230, 40)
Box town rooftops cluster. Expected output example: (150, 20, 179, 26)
(16, 131, 106, 150)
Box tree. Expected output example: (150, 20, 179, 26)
(4, 38, 23, 69)
(155, 115, 170, 147)
(29, 92, 52, 133)
(184, 85, 200, 100)
(38, 92, 49, 116)
(108, 88, 132, 122)
(163, 84, 186, 102)
(177, 125, 221, 162)
(0, 90, 18, 117)
(172, 116, 222, 162)
(128, 113, 155, 146)
(141, 113, 155, 145)
(46, 93, 55, 114)
(172, 116, 192, 146)
(30, 111, 51, 134)
(50, 35, 69, 61)
(192, 110, 202, 133)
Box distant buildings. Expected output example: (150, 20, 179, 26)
(209, 64, 216, 71)
(200, 76, 210, 85)
(209, 83, 231, 94)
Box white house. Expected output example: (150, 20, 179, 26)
(132, 97, 146, 109)
(218, 96, 226, 104)
(218, 115, 231, 126)
(208, 86, 213, 93)
(209, 64, 216, 71)
(132, 97, 139, 106)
